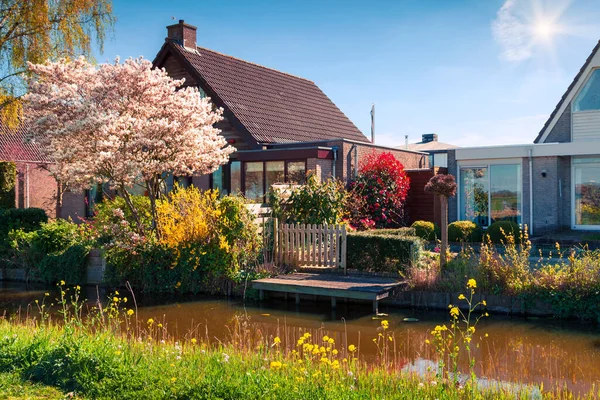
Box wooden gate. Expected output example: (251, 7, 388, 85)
(273, 219, 347, 274)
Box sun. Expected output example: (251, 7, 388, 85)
(532, 18, 560, 42)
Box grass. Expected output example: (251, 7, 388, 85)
(0, 286, 597, 399)
(0, 371, 67, 399)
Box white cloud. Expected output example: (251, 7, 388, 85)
(492, 0, 534, 62)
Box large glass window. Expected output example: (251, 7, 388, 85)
(287, 161, 306, 184)
(266, 161, 285, 192)
(460, 164, 521, 227)
(230, 161, 241, 194)
(574, 69, 600, 112)
(490, 164, 521, 224)
(574, 158, 600, 227)
(460, 168, 489, 226)
(244, 162, 264, 201)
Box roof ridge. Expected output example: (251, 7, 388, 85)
(184, 43, 316, 84)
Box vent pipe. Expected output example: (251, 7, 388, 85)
(370, 104, 375, 144)
(405, 135, 408, 150)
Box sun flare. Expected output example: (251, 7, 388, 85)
(533, 19, 556, 40)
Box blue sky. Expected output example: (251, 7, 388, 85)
(96, 0, 600, 147)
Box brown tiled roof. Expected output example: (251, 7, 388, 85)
(0, 121, 49, 163)
(534, 40, 600, 143)
(168, 42, 369, 144)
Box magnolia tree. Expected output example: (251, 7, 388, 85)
(424, 174, 457, 268)
(25, 56, 234, 233)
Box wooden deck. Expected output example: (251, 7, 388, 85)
(252, 273, 404, 313)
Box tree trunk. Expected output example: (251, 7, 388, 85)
(440, 195, 448, 268)
(146, 178, 161, 239)
(55, 182, 63, 219)
(120, 185, 144, 235)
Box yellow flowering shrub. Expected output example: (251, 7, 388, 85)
(156, 186, 220, 247)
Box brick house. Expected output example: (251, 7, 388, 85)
(0, 122, 86, 220)
(448, 40, 600, 234)
(154, 20, 428, 202)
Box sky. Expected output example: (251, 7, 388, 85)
(95, 0, 600, 148)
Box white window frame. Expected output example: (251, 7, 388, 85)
(571, 156, 600, 230)
(457, 158, 523, 227)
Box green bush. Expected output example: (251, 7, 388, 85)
(370, 227, 416, 237)
(9, 219, 90, 284)
(347, 231, 422, 273)
(0, 208, 48, 260)
(268, 173, 346, 225)
(485, 220, 522, 243)
(410, 220, 440, 241)
(448, 221, 483, 242)
(0, 162, 16, 209)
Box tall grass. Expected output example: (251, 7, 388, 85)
(0, 285, 597, 399)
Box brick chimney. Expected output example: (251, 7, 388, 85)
(166, 20, 197, 50)
(421, 133, 438, 143)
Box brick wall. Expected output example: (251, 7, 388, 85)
(307, 158, 333, 182)
(544, 106, 571, 143)
(532, 156, 562, 233)
(13, 162, 57, 218)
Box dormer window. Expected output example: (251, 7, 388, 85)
(574, 69, 600, 112)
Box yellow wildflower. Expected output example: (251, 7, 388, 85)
(75, 285, 81, 291)
(147, 318, 154, 325)
(458, 294, 466, 300)
(348, 344, 357, 352)
(467, 278, 477, 289)
(59, 280, 65, 286)
(425, 339, 430, 344)
(273, 336, 281, 345)
(113, 297, 119, 303)
(126, 309, 134, 316)
(297, 338, 304, 346)
(381, 320, 389, 330)
(115, 291, 119, 295)
(331, 360, 340, 369)
(158, 323, 163, 328)
(450, 307, 460, 318)
(482, 300, 487, 306)
(327, 338, 334, 345)
(322, 335, 329, 342)
(191, 338, 197, 344)
(170, 377, 177, 384)
(332, 349, 338, 355)
(270, 361, 282, 370)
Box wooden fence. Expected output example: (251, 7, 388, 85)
(273, 219, 347, 274)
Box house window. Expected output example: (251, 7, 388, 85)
(460, 164, 521, 227)
(573, 157, 600, 227)
(230, 161, 241, 194)
(287, 161, 306, 184)
(266, 161, 285, 191)
(574, 69, 600, 112)
(244, 162, 264, 201)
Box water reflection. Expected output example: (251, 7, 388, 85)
(1, 281, 600, 395)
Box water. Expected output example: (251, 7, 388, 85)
(1, 281, 599, 395)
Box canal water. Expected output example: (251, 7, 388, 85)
(1, 281, 599, 395)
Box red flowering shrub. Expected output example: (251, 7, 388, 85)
(348, 152, 410, 229)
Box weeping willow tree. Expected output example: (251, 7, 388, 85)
(0, 0, 114, 127)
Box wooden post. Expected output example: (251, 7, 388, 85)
(273, 218, 279, 265)
(333, 225, 340, 270)
(440, 195, 448, 268)
(259, 290, 265, 301)
(373, 300, 379, 314)
(341, 226, 347, 275)
(317, 224, 323, 266)
(331, 297, 337, 309)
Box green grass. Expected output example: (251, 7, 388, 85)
(0, 371, 67, 399)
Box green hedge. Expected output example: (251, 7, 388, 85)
(0, 162, 16, 209)
(448, 221, 483, 242)
(0, 208, 48, 260)
(485, 220, 522, 243)
(410, 221, 440, 241)
(370, 227, 416, 237)
(347, 231, 422, 273)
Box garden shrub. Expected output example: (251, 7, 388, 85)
(269, 173, 347, 225)
(9, 219, 90, 284)
(370, 227, 416, 237)
(485, 220, 521, 243)
(103, 187, 261, 293)
(0, 208, 48, 260)
(346, 231, 422, 273)
(347, 151, 410, 229)
(0, 161, 16, 209)
(410, 220, 440, 241)
(448, 221, 483, 242)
